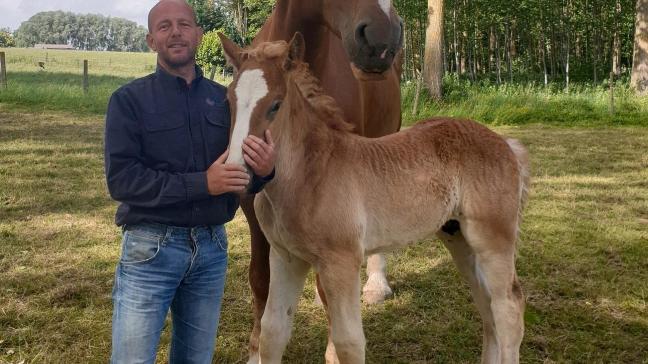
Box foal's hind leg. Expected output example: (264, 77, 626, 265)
(240, 196, 271, 364)
(459, 218, 525, 364)
(362, 254, 393, 304)
(438, 228, 499, 363)
(259, 247, 310, 364)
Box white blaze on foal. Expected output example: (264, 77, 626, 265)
(227, 69, 268, 166)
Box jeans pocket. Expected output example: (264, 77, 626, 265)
(211, 226, 228, 252)
(120, 229, 162, 265)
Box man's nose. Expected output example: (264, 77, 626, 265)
(171, 24, 182, 36)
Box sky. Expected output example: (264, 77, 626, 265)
(0, 0, 158, 31)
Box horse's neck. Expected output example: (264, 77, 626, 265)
(259, 0, 326, 50)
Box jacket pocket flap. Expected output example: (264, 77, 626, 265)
(142, 111, 184, 132)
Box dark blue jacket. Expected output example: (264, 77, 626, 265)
(104, 65, 269, 227)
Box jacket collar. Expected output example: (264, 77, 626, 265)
(155, 64, 204, 89)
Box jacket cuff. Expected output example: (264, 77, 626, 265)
(184, 172, 209, 201)
(249, 168, 275, 194)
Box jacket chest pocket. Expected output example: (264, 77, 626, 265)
(203, 108, 230, 161)
(141, 111, 189, 171)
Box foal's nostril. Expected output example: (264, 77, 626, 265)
(355, 23, 368, 45)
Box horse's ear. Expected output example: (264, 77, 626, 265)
(219, 32, 243, 72)
(284, 32, 305, 70)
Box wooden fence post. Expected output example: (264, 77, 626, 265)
(0, 52, 7, 90)
(83, 60, 89, 94)
(609, 71, 615, 115)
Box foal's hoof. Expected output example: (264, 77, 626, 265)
(362, 277, 393, 304)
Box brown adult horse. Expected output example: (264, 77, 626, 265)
(222, 34, 529, 363)
(223, 1, 403, 362)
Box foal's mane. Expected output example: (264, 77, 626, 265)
(242, 41, 355, 132)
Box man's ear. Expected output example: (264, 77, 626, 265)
(283, 32, 305, 71)
(219, 32, 243, 72)
(146, 33, 157, 52)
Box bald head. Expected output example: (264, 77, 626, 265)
(148, 0, 198, 32)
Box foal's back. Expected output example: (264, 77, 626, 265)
(335, 117, 525, 253)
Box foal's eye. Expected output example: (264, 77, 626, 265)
(267, 100, 282, 121)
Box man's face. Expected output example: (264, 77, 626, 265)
(146, 1, 203, 69)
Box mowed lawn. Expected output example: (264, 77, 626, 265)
(0, 108, 647, 364)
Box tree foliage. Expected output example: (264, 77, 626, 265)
(196, 29, 226, 70)
(0, 28, 16, 47)
(14, 11, 148, 52)
(396, 0, 638, 86)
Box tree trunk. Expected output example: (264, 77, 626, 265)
(631, 0, 648, 94)
(453, 4, 460, 76)
(424, 0, 445, 99)
(612, 0, 622, 76)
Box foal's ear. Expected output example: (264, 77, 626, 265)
(284, 32, 305, 70)
(219, 32, 243, 72)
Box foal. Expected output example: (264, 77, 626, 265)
(222, 34, 530, 364)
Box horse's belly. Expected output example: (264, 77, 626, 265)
(361, 195, 454, 255)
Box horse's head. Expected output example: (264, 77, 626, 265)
(322, 0, 403, 80)
(219, 33, 304, 171)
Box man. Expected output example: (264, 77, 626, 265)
(104, 1, 275, 363)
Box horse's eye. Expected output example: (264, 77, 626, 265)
(267, 100, 282, 121)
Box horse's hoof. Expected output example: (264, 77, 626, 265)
(362, 274, 393, 304)
(246, 352, 259, 364)
(362, 288, 392, 304)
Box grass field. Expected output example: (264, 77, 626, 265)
(2, 48, 648, 126)
(0, 106, 646, 363)
(1, 48, 647, 363)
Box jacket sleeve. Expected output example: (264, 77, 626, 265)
(104, 91, 210, 208)
(249, 168, 275, 194)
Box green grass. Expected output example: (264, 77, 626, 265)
(0, 48, 226, 116)
(1, 108, 647, 363)
(3, 48, 648, 126)
(402, 78, 648, 127)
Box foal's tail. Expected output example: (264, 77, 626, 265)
(506, 138, 531, 214)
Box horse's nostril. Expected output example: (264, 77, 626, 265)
(355, 23, 368, 44)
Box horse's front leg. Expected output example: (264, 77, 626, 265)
(362, 254, 392, 304)
(319, 257, 365, 364)
(259, 246, 310, 364)
(241, 195, 270, 364)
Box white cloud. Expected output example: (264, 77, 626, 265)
(0, 0, 157, 31)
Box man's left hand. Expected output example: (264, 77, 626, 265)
(243, 130, 276, 178)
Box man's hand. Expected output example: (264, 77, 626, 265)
(206, 150, 250, 195)
(243, 130, 276, 178)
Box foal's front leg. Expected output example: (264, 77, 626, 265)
(319, 260, 365, 364)
(259, 247, 310, 364)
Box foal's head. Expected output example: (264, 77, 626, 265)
(220, 33, 353, 171)
(219, 33, 303, 168)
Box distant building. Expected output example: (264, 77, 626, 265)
(33, 44, 75, 50)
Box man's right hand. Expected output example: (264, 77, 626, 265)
(206, 150, 250, 195)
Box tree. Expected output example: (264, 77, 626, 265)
(196, 29, 226, 70)
(0, 28, 15, 47)
(631, 0, 648, 94)
(424, 0, 444, 99)
(15, 11, 148, 52)
(187, 0, 226, 32)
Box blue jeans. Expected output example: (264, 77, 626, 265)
(110, 222, 228, 364)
